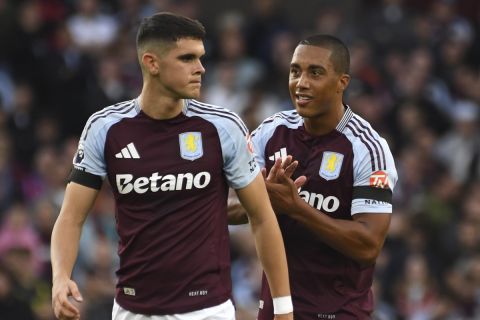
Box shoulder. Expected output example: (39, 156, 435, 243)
(340, 111, 388, 151)
(339, 109, 394, 174)
(81, 99, 139, 141)
(251, 110, 302, 138)
(185, 99, 248, 136)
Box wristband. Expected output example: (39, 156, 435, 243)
(273, 296, 293, 314)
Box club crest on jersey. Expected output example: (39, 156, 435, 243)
(179, 132, 203, 161)
(319, 151, 344, 180)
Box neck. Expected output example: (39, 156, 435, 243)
(139, 83, 184, 120)
(303, 102, 345, 136)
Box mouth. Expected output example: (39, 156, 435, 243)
(295, 93, 313, 106)
(190, 81, 202, 87)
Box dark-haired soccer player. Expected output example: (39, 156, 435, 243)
(231, 35, 398, 319)
(51, 12, 293, 320)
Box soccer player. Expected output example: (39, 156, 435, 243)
(231, 35, 398, 319)
(51, 12, 293, 320)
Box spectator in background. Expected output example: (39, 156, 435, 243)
(67, 0, 119, 56)
(434, 100, 480, 185)
(204, 12, 264, 115)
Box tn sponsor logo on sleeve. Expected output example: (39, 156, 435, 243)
(370, 170, 389, 189)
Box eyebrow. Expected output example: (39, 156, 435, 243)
(178, 53, 197, 59)
(309, 65, 326, 72)
(290, 63, 326, 71)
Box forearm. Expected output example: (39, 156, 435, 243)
(51, 215, 83, 282)
(236, 174, 291, 297)
(249, 215, 290, 297)
(51, 182, 98, 282)
(227, 189, 249, 225)
(292, 200, 385, 264)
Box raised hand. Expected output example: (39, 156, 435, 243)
(262, 155, 306, 189)
(265, 165, 306, 216)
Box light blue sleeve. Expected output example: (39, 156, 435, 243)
(351, 137, 398, 215)
(217, 121, 260, 189)
(72, 117, 108, 178)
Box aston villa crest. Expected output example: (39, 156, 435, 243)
(319, 151, 344, 180)
(179, 132, 203, 161)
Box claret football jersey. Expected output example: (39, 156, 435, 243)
(69, 98, 259, 314)
(251, 106, 397, 320)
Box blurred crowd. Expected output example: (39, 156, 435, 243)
(0, 0, 479, 319)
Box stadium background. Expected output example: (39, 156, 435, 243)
(0, 0, 479, 319)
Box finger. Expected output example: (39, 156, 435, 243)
(280, 155, 293, 169)
(55, 287, 81, 317)
(56, 299, 79, 319)
(60, 297, 80, 316)
(276, 169, 297, 188)
(58, 310, 78, 319)
(68, 281, 83, 302)
(284, 160, 298, 178)
(294, 175, 307, 188)
(275, 169, 291, 185)
(267, 158, 282, 181)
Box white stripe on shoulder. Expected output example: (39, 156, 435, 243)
(80, 100, 138, 141)
(252, 110, 302, 137)
(186, 99, 248, 135)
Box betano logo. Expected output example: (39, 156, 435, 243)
(298, 189, 340, 212)
(116, 171, 211, 194)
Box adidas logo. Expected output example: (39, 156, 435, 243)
(268, 147, 287, 162)
(115, 142, 140, 159)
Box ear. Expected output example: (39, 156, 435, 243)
(141, 52, 160, 75)
(337, 74, 351, 93)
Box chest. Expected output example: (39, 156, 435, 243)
(265, 128, 354, 216)
(104, 116, 223, 194)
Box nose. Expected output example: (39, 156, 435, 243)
(296, 73, 309, 89)
(196, 60, 205, 75)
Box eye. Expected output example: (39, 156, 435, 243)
(311, 69, 323, 76)
(179, 54, 196, 62)
(290, 68, 300, 77)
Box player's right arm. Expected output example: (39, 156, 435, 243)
(51, 182, 99, 319)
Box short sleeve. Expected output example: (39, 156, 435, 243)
(219, 121, 260, 189)
(68, 116, 108, 189)
(351, 138, 398, 215)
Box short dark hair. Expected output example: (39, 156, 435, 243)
(299, 35, 350, 74)
(136, 12, 206, 49)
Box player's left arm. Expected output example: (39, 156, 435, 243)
(266, 138, 397, 266)
(266, 171, 390, 266)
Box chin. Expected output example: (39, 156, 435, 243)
(296, 108, 322, 119)
(294, 106, 310, 117)
(184, 91, 201, 99)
